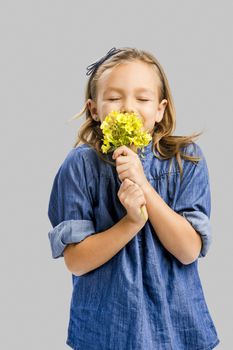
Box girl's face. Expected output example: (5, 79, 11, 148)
(87, 60, 167, 135)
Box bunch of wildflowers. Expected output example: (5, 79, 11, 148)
(100, 110, 152, 157)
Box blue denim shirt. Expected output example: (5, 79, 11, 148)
(48, 140, 220, 350)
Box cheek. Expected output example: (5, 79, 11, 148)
(140, 109, 155, 122)
(139, 101, 155, 111)
(100, 102, 120, 116)
(97, 103, 108, 117)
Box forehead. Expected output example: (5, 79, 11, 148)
(97, 60, 160, 94)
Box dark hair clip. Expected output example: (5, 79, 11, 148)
(86, 47, 121, 76)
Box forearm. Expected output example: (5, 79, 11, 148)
(63, 216, 142, 276)
(142, 181, 202, 264)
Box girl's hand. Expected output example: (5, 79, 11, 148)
(117, 178, 148, 227)
(112, 145, 149, 188)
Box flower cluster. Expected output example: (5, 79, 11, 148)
(100, 110, 152, 156)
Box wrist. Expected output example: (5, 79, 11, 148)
(124, 214, 145, 231)
(141, 180, 152, 196)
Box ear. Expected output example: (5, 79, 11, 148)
(156, 99, 167, 123)
(86, 98, 98, 119)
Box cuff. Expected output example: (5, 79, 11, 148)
(179, 211, 212, 258)
(48, 219, 95, 259)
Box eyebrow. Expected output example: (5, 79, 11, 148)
(103, 87, 155, 96)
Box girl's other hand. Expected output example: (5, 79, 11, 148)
(117, 178, 148, 228)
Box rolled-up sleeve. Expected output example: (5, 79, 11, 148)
(174, 143, 212, 258)
(47, 148, 96, 259)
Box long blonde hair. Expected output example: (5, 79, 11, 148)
(67, 47, 204, 180)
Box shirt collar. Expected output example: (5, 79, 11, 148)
(138, 140, 154, 159)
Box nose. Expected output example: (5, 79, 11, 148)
(119, 100, 136, 114)
(120, 108, 135, 114)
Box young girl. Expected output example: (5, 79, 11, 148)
(48, 47, 220, 349)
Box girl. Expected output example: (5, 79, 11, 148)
(48, 47, 220, 349)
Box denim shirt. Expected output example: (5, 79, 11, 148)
(48, 140, 220, 350)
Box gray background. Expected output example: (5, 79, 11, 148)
(1, 0, 232, 348)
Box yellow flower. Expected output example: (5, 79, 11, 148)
(100, 110, 152, 156)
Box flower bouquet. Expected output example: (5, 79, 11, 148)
(100, 110, 152, 221)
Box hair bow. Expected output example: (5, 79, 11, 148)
(86, 47, 121, 76)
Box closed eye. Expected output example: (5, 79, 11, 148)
(108, 98, 150, 101)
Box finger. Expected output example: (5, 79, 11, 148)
(116, 163, 129, 174)
(122, 178, 138, 191)
(133, 194, 147, 206)
(118, 178, 136, 196)
(121, 184, 142, 201)
(125, 185, 141, 196)
(121, 186, 139, 200)
(126, 194, 145, 209)
(116, 155, 130, 165)
(113, 146, 134, 159)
